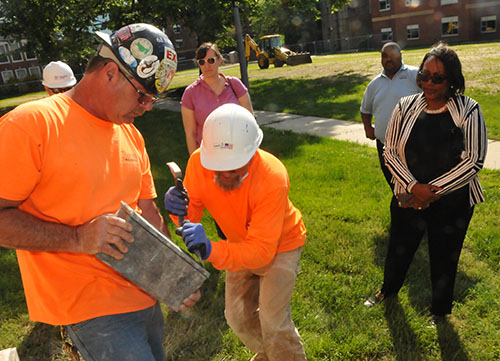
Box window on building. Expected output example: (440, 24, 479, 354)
(1, 70, 15, 83)
(441, 0, 458, 4)
(173, 25, 181, 34)
(442, 16, 459, 36)
(407, 24, 420, 40)
(9, 42, 24, 62)
(381, 28, 393, 42)
(481, 16, 497, 33)
(15, 68, 28, 80)
(174, 39, 183, 48)
(29, 66, 41, 79)
(405, 0, 420, 7)
(0, 43, 9, 64)
(379, 0, 390, 11)
(22, 40, 37, 60)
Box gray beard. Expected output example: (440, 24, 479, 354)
(214, 173, 248, 191)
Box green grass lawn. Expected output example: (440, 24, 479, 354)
(1, 109, 499, 360)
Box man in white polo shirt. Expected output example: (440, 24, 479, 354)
(360, 42, 420, 188)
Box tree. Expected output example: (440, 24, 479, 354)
(0, 0, 115, 70)
(0, 0, 259, 66)
(248, 0, 351, 45)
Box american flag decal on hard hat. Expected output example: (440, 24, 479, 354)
(214, 142, 233, 149)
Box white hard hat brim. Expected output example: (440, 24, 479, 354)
(42, 78, 76, 88)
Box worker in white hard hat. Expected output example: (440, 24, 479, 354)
(164, 103, 307, 361)
(42, 61, 77, 95)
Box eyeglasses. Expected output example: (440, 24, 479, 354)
(417, 71, 448, 84)
(197, 57, 216, 66)
(117, 67, 158, 104)
(51, 87, 73, 94)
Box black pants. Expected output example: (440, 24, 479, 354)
(381, 188, 474, 316)
(376, 139, 394, 191)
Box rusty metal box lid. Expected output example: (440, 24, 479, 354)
(97, 201, 210, 311)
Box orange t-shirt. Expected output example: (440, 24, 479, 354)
(178, 149, 306, 272)
(0, 94, 157, 325)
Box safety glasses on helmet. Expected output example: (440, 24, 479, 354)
(197, 57, 216, 66)
(117, 67, 159, 104)
(417, 71, 447, 84)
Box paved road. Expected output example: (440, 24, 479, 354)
(155, 98, 500, 170)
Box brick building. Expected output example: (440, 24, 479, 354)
(371, 0, 500, 47)
(321, 0, 500, 51)
(0, 39, 42, 85)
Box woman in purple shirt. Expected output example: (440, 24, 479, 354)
(181, 42, 254, 154)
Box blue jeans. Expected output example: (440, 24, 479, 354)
(64, 303, 165, 361)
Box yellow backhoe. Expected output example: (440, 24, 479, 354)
(245, 34, 312, 69)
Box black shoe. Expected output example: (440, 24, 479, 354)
(428, 314, 447, 328)
(431, 314, 446, 325)
(364, 292, 384, 307)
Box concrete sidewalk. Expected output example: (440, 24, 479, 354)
(155, 98, 500, 170)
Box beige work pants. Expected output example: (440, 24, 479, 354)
(224, 247, 306, 361)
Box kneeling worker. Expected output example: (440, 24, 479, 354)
(165, 103, 307, 361)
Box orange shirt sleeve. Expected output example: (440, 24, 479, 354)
(208, 185, 288, 271)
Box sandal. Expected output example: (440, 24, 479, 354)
(364, 291, 384, 307)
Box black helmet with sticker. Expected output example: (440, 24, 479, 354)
(95, 23, 177, 96)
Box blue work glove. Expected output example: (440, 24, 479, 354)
(181, 222, 212, 260)
(164, 186, 189, 216)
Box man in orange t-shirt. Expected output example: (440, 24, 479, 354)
(0, 24, 198, 361)
(164, 103, 307, 361)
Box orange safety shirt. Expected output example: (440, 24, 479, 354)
(179, 149, 306, 272)
(0, 94, 157, 325)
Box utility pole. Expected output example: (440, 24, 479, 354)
(232, 1, 250, 91)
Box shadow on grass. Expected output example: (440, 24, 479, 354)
(250, 72, 371, 122)
(383, 297, 427, 361)
(436, 321, 471, 361)
(17, 323, 66, 361)
(0, 248, 26, 319)
(163, 268, 229, 360)
(383, 295, 471, 361)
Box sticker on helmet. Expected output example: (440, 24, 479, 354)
(130, 38, 153, 60)
(165, 48, 177, 64)
(129, 24, 147, 33)
(156, 57, 175, 79)
(137, 55, 159, 78)
(116, 26, 132, 42)
(118, 46, 137, 68)
(155, 68, 175, 93)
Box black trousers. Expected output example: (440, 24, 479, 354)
(381, 188, 474, 316)
(376, 139, 394, 191)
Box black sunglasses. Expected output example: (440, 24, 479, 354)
(417, 71, 448, 84)
(197, 57, 216, 66)
(117, 67, 158, 104)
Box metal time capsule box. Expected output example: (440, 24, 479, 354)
(97, 201, 210, 311)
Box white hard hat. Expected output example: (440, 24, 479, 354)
(201, 104, 263, 171)
(42, 61, 77, 88)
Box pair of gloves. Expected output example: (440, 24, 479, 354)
(164, 187, 211, 260)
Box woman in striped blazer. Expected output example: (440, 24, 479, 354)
(364, 42, 488, 325)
